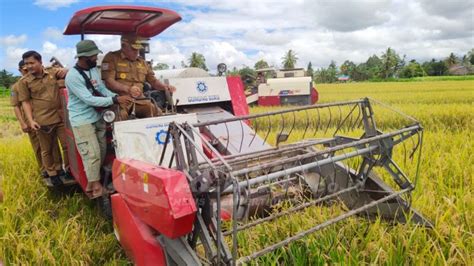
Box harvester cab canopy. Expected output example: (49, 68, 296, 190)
(63, 5, 181, 39)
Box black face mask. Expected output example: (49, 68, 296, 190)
(85, 58, 97, 69)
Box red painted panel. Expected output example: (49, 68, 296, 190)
(112, 159, 196, 239)
(62, 88, 117, 194)
(68, 139, 89, 190)
(311, 86, 319, 104)
(200, 132, 215, 159)
(63, 6, 181, 37)
(227, 76, 249, 117)
(61, 89, 89, 190)
(111, 194, 166, 266)
(258, 96, 281, 106)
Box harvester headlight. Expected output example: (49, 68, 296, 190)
(217, 63, 227, 76)
(102, 110, 116, 123)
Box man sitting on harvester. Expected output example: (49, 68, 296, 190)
(101, 34, 176, 120)
(65, 40, 133, 198)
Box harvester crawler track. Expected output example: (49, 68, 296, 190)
(161, 98, 431, 265)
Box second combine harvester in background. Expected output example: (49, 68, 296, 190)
(246, 67, 319, 106)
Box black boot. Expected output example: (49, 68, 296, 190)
(50, 175, 63, 186)
(59, 170, 76, 185)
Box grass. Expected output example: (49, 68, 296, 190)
(0, 87, 12, 99)
(0, 96, 128, 264)
(1, 80, 473, 264)
(241, 80, 473, 264)
(366, 75, 474, 82)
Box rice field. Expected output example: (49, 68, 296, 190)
(1, 80, 473, 264)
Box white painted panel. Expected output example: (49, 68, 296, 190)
(168, 77, 231, 105)
(258, 77, 312, 96)
(113, 113, 203, 167)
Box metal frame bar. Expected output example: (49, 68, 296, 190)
(236, 188, 411, 264)
(159, 98, 429, 265)
(223, 184, 361, 236)
(193, 99, 363, 127)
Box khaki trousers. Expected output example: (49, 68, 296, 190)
(27, 131, 61, 173)
(118, 99, 161, 120)
(72, 120, 107, 183)
(36, 122, 69, 176)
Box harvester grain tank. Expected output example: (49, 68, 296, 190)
(247, 67, 318, 106)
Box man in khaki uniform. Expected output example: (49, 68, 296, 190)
(17, 50, 71, 186)
(101, 34, 176, 120)
(11, 60, 61, 177)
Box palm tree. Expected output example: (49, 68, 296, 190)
(468, 49, 474, 65)
(380, 47, 401, 78)
(446, 53, 458, 67)
(281, 50, 298, 69)
(188, 52, 208, 71)
(254, 59, 269, 70)
(153, 63, 169, 70)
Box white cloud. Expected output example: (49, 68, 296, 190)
(244, 29, 293, 47)
(148, 40, 185, 68)
(201, 41, 251, 70)
(43, 27, 64, 41)
(305, 0, 392, 32)
(1, 47, 29, 71)
(1, 1, 473, 72)
(76, 35, 121, 64)
(34, 0, 79, 10)
(0, 35, 28, 70)
(42, 41, 58, 54)
(0, 34, 27, 47)
(417, 0, 473, 19)
(39, 41, 76, 68)
(0, 40, 76, 70)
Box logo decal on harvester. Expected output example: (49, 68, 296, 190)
(196, 81, 208, 94)
(120, 163, 126, 181)
(155, 129, 171, 145)
(143, 173, 149, 193)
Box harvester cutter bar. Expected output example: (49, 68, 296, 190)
(236, 187, 411, 264)
(223, 183, 362, 236)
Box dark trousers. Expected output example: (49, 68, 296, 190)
(36, 122, 69, 176)
(118, 99, 161, 120)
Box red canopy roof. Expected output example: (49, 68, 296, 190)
(63, 6, 181, 37)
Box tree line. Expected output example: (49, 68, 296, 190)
(0, 69, 20, 89)
(2, 48, 473, 89)
(152, 48, 474, 86)
(313, 48, 474, 83)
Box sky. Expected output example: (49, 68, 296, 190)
(0, 0, 473, 74)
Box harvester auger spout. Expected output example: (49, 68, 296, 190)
(157, 98, 432, 265)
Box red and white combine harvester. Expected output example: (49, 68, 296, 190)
(59, 6, 431, 265)
(246, 68, 318, 106)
